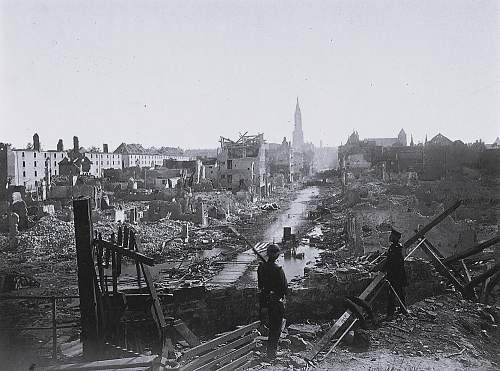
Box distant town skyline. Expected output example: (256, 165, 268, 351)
(1, 0, 498, 150)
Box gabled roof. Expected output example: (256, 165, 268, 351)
(114, 143, 148, 154)
(428, 133, 453, 146)
(114, 143, 184, 156)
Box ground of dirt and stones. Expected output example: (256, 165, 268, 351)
(1, 172, 499, 370)
(243, 293, 500, 371)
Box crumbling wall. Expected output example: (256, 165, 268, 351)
(351, 198, 477, 258)
(159, 259, 445, 336)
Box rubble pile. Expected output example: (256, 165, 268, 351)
(14, 215, 75, 264)
(369, 293, 500, 363)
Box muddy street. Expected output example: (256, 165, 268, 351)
(210, 186, 321, 286)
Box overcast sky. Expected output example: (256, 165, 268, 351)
(1, 0, 498, 151)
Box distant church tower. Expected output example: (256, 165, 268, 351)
(292, 97, 304, 151)
(398, 129, 407, 146)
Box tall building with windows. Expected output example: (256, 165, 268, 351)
(5, 134, 68, 191)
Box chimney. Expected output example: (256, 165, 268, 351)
(103, 144, 108, 153)
(33, 133, 40, 151)
(57, 139, 64, 152)
(73, 136, 79, 152)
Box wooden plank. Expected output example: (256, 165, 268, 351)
(101, 240, 155, 266)
(304, 272, 386, 361)
(173, 320, 200, 347)
(96, 233, 106, 292)
(141, 264, 167, 331)
(217, 352, 254, 371)
(192, 342, 256, 371)
(181, 333, 256, 371)
(420, 241, 466, 291)
(424, 239, 466, 281)
(461, 260, 471, 283)
(44, 355, 157, 370)
(444, 236, 500, 264)
(73, 198, 101, 360)
(179, 321, 260, 363)
(233, 359, 253, 371)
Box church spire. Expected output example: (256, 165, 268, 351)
(293, 97, 304, 151)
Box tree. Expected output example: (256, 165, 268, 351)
(88, 146, 101, 153)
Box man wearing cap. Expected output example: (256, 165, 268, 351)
(382, 228, 408, 317)
(257, 244, 288, 360)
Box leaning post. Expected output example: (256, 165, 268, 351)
(73, 197, 100, 360)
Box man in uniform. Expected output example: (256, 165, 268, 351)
(382, 228, 408, 318)
(257, 244, 288, 360)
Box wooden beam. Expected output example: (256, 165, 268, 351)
(173, 320, 200, 347)
(461, 260, 471, 283)
(420, 240, 473, 299)
(73, 198, 101, 360)
(179, 321, 260, 363)
(305, 238, 427, 362)
(304, 272, 386, 361)
(180, 333, 256, 371)
(44, 355, 157, 370)
(217, 352, 254, 371)
(140, 263, 168, 355)
(99, 240, 155, 266)
(191, 342, 256, 371)
(444, 236, 500, 264)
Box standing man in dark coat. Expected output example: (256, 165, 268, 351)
(382, 228, 408, 317)
(257, 244, 288, 360)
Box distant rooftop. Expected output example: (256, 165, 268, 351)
(114, 143, 184, 156)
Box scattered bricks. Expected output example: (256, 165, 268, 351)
(279, 338, 292, 349)
(287, 323, 320, 339)
(289, 355, 308, 368)
(287, 334, 308, 352)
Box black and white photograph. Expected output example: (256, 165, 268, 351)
(0, 1, 499, 370)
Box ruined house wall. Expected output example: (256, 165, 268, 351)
(160, 259, 444, 336)
(350, 198, 477, 258)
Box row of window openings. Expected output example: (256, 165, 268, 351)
(23, 160, 118, 167)
(89, 154, 118, 159)
(226, 160, 252, 171)
(21, 152, 64, 158)
(22, 170, 57, 177)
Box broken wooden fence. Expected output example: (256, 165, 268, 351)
(73, 198, 200, 362)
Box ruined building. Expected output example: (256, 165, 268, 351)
(2, 134, 68, 191)
(265, 137, 293, 183)
(114, 143, 188, 168)
(217, 133, 267, 197)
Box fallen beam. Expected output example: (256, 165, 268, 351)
(444, 236, 500, 264)
(419, 240, 472, 299)
(305, 235, 435, 361)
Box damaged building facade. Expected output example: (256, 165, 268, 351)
(265, 137, 294, 184)
(1, 134, 68, 192)
(114, 143, 188, 168)
(217, 133, 267, 197)
(339, 130, 500, 180)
